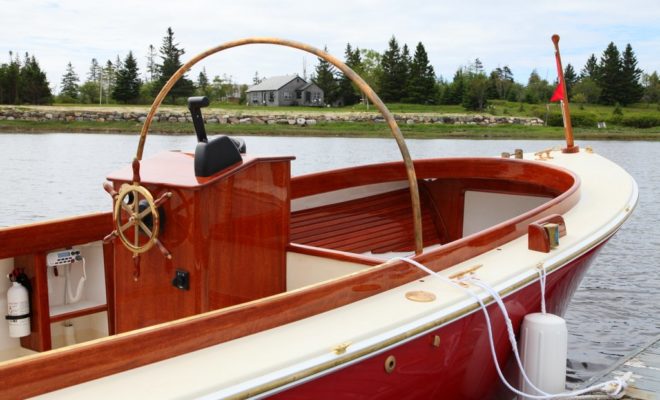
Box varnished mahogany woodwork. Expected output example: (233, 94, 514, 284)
(0, 212, 112, 259)
(291, 158, 574, 199)
(109, 152, 292, 333)
(291, 188, 441, 254)
(49, 305, 108, 324)
(0, 157, 580, 398)
(528, 214, 567, 252)
(102, 242, 116, 335)
(16, 254, 51, 352)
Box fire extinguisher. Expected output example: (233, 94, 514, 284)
(5, 268, 30, 338)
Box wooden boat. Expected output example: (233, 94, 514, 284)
(0, 37, 637, 399)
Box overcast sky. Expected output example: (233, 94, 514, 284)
(2, 0, 659, 92)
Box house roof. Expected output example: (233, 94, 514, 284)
(299, 82, 317, 91)
(246, 75, 304, 92)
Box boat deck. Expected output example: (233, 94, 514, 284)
(582, 334, 660, 399)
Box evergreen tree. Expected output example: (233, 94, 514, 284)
(112, 51, 141, 103)
(442, 69, 466, 105)
(400, 44, 411, 99)
(196, 68, 212, 98)
(102, 60, 116, 103)
(19, 55, 52, 104)
(563, 63, 578, 99)
(406, 42, 437, 104)
(337, 43, 362, 106)
(620, 44, 643, 105)
(581, 54, 600, 80)
(87, 58, 101, 83)
(60, 61, 80, 100)
(313, 46, 338, 105)
(153, 27, 194, 103)
(598, 42, 623, 105)
(252, 71, 262, 85)
(1, 52, 21, 104)
(380, 36, 405, 102)
(145, 44, 157, 82)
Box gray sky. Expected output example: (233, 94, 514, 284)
(2, 0, 659, 91)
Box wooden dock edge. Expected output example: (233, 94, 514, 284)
(580, 334, 660, 399)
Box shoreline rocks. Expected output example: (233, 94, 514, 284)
(0, 108, 545, 127)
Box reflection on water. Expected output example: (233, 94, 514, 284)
(0, 133, 657, 385)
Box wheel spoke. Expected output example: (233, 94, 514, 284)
(119, 219, 135, 232)
(137, 221, 153, 238)
(137, 207, 153, 220)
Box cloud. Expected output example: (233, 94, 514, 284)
(1, 0, 658, 90)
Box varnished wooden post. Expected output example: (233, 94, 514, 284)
(552, 34, 579, 154)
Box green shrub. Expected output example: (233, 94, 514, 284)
(542, 111, 599, 128)
(619, 115, 660, 128)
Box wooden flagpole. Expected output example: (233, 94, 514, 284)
(552, 34, 579, 153)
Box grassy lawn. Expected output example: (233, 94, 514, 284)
(1, 118, 658, 140)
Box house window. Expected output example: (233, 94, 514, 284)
(269, 91, 275, 102)
(296, 90, 302, 99)
(283, 91, 290, 99)
(305, 91, 311, 102)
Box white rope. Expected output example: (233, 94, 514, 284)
(393, 257, 631, 399)
(538, 264, 547, 314)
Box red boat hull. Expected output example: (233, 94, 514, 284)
(272, 243, 604, 400)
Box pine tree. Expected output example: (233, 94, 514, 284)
(380, 36, 405, 102)
(60, 62, 80, 100)
(153, 27, 194, 103)
(252, 71, 262, 85)
(581, 54, 600, 80)
(196, 68, 212, 98)
(19, 54, 52, 104)
(1, 52, 21, 104)
(564, 63, 578, 98)
(102, 60, 116, 103)
(406, 42, 437, 104)
(87, 58, 101, 82)
(112, 51, 141, 103)
(442, 69, 465, 105)
(620, 44, 644, 105)
(313, 46, 338, 105)
(598, 42, 623, 105)
(337, 43, 361, 106)
(146, 44, 157, 82)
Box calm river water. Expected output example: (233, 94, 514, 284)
(0, 133, 657, 386)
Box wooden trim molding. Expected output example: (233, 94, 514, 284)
(0, 212, 112, 259)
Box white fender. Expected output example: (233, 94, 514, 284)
(519, 312, 567, 395)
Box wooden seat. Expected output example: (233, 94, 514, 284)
(291, 189, 442, 254)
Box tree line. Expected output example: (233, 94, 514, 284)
(2, 30, 659, 109)
(0, 51, 52, 104)
(312, 36, 659, 110)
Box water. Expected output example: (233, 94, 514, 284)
(0, 133, 657, 386)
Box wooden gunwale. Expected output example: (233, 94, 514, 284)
(0, 212, 112, 259)
(0, 158, 580, 399)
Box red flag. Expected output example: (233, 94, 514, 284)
(550, 83, 563, 102)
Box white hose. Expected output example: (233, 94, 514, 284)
(65, 257, 86, 304)
(393, 257, 631, 399)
